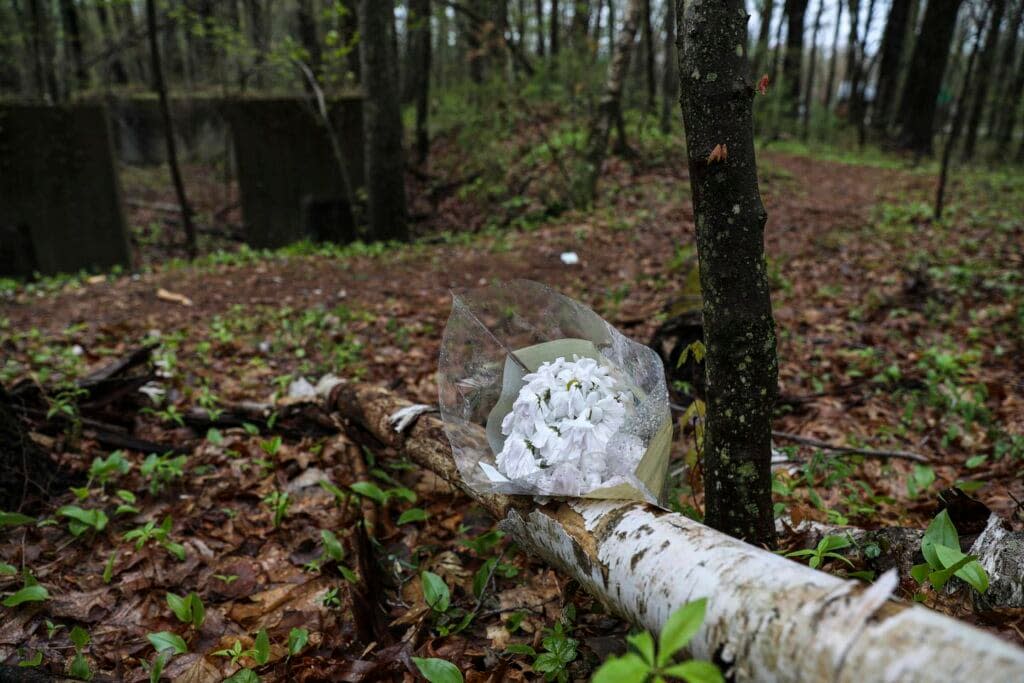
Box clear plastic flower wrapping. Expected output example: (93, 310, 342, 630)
(437, 279, 671, 503)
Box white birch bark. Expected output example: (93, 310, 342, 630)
(330, 385, 1024, 682)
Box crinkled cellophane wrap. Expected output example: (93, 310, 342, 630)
(437, 280, 671, 503)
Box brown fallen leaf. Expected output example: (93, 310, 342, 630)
(707, 144, 728, 164)
(157, 288, 194, 306)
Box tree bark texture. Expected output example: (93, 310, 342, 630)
(897, 0, 964, 156)
(26, 0, 58, 101)
(643, 0, 656, 110)
(961, 0, 1006, 161)
(360, 0, 409, 241)
(330, 383, 1024, 683)
(551, 0, 560, 55)
(677, 0, 778, 547)
(580, 0, 643, 204)
(872, 0, 914, 137)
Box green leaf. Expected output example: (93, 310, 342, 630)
(0, 511, 36, 527)
(167, 593, 191, 623)
(910, 563, 931, 584)
(3, 584, 50, 607)
(964, 455, 986, 468)
(421, 571, 451, 613)
(102, 552, 116, 584)
(321, 530, 345, 562)
(591, 653, 650, 683)
(662, 660, 725, 683)
(163, 541, 186, 561)
(411, 657, 463, 683)
(70, 651, 92, 680)
(223, 669, 260, 683)
(657, 599, 706, 667)
(504, 644, 536, 656)
(349, 481, 388, 505)
(56, 506, 108, 533)
(0, 562, 16, 575)
(147, 631, 188, 655)
(397, 508, 429, 525)
(18, 650, 42, 667)
(287, 627, 309, 656)
(626, 631, 655, 666)
(473, 558, 496, 599)
(921, 510, 959, 569)
(934, 544, 989, 593)
(253, 628, 270, 665)
(188, 592, 205, 628)
(145, 652, 167, 683)
(818, 535, 851, 553)
(69, 625, 90, 649)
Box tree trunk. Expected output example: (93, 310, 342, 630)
(145, 0, 197, 260)
(993, 51, 1024, 159)
(115, 2, 148, 85)
(550, 0, 560, 56)
(535, 0, 545, 56)
(961, 0, 1006, 161)
(845, 0, 861, 121)
(823, 0, 843, 111)
(58, 0, 87, 92)
(677, 0, 777, 547)
(94, 1, 129, 86)
(782, 0, 809, 121)
(643, 0, 656, 111)
(987, 0, 1023, 142)
(296, 0, 323, 78)
(243, 0, 268, 87)
(801, 0, 824, 139)
(854, 0, 877, 147)
(769, 0, 786, 85)
(660, 0, 678, 134)
(332, 383, 1024, 683)
(752, 0, 775, 77)
(936, 6, 986, 220)
(360, 0, 409, 242)
(409, 0, 432, 164)
(26, 0, 58, 101)
(579, 0, 643, 205)
(607, 0, 615, 48)
(896, 0, 964, 156)
(872, 0, 914, 138)
(570, 0, 590, 53)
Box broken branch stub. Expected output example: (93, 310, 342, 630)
(329, 384, 1024, 682)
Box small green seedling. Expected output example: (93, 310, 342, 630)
(123, 516, 186, 560)
(166, 592, 205, 629)
(785, 534, 855, 570)
(911, 510, 989, 593)
(592, 598, 723, 683)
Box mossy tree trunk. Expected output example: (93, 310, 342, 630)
(360, 0, 409, 241)
(676, 0, 778, 548)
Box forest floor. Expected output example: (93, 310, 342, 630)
(2, 128, 1023, 680)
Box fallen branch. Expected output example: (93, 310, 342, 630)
(770, 430, 929, 462)
(328, 384, 1024, 682)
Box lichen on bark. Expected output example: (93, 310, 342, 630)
(676, 0, 778, 547)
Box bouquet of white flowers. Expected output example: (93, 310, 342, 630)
(438, 280, 671, 503)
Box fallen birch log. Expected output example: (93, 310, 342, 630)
(328, 384, 1024, 682)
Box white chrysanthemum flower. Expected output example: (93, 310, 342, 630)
(496, 355, 634, 490)
(496, 436, 540, 479)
